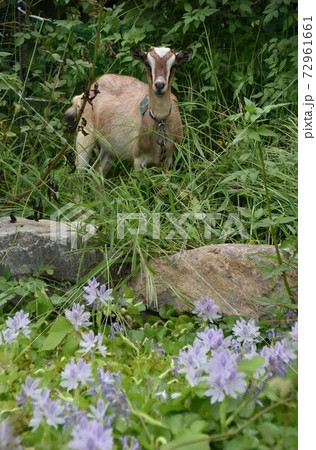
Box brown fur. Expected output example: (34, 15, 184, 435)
(65, 47, 192, 174)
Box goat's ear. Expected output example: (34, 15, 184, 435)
(175, 49, 193, 64)
(130, 47, 147, 62)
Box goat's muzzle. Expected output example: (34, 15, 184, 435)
(154, 79, 166, 96)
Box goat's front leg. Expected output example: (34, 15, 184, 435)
(76, 131, 96, 171)
(93, 148, 112, 176)
(133, 156, 148, 171)
(164, 154, 173, 171)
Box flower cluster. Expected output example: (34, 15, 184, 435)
(68, 417, 113, 450)
(192, 295, 222, 322)
(121, 435, 141, 450)
(16, 364, 135, 449)
(78, 330, 107, 357)
(17, 377, 66, 430)
(232, 318, 260, 343)
(0, 418, 22, 450)
(0, 310, 31, 345)
(61, 359, 93, 391)
(260, 338, 297, 377)
(175, 334, 247, 403)
(95, 368, 130, 422)
(65, 303, 91, 331)
(175, 300, 298, 404)
(83, 278, 114, 309)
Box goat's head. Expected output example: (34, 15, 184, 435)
(131, 46, 193, 96)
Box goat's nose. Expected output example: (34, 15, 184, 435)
(155, 81, 165, 90)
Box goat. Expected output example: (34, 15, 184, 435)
(65, 46, 193, 174)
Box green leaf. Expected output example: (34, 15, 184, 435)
(161, 433, 209, 450)
(258, 422, 280, 445)
(237, 356, 265, 376)
(135, 410, 168, 428)
(40, 317, 74, 351)
(62, 332, 80, 356)
(257, 126, 278, 137)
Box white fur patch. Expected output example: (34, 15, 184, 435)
(153, 47, 171, 59)
(147, 53, 156, 80)
(166, 54, 176, 79)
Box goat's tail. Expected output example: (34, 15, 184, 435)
(64, 95, 82, 121)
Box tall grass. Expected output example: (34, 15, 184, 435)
(0, 2, 297, 308)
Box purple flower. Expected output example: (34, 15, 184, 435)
(260, 338, 297, 377)
(266, 328, 276, 341)
(95, 369, 129, 421)
(232, 318, 260, 343)
(78, 331, 107, 357)
(97, 369, 118, 390)
(6, 310, 31, 338)
(109, 322, 124, 338)
(289, 322, 298, 342)
(243, 342, 258, 360)
(43, 399, 66, 429)
(68, 418, 113, 450)
(104, 389, 130, 422)
(88, 399, 110, 423)
(284, 309, 297, 323)
(83, 278, 100, 307)
(65, 303, 91, 331)
(60, 358, 93, 391)
(195, 326, 230, 350)
(98, 284, 114, 306)
(150, 339, 165, 356)
(83, 278, 114, 309)
(0, 418, 22, 450)
(203, 348, 247, 403)
(121, 435, 141, 450)
(29, 396, 66, 430)
(2, 328, 19, 344)
(29, 406, 44, 430)
(154, 390, 168, 401)
(63, 404, 88, 430)
(230, 340, 242, 359)
(16, 376, 42, 406)
(192, 295, 221, 322)
(272, 338, 297, 365)
(34, 388, 51, 408)
(175, 341, 208, 386)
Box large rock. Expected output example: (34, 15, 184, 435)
(0, 217, 102, 282)
(130, 244, 297, 318)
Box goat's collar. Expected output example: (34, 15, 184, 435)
(149, 104, 173, 123)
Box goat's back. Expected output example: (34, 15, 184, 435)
(78, 74, 149, 156)
(96, 73, 148, 96)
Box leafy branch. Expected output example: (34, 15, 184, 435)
(3, 0, 106, 208)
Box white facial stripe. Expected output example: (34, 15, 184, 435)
(147, 53, 156, 80)
(166, 54, 176, 80)
(153, 47, 171, 59)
